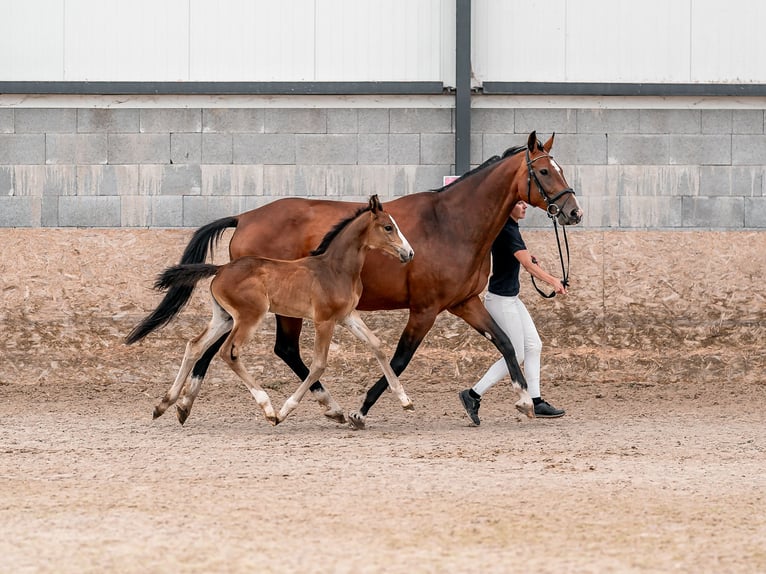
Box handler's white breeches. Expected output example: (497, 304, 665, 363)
(473, 293, 542, 399)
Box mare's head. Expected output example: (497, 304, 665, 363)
(365, 195, 414, 263)
(513, 131, 583, 225)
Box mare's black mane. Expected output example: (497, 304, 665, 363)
(310, 204, 371, 256)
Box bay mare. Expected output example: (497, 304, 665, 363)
(128, 132, 583, 428)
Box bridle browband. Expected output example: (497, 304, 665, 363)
(524, 146, 576, 298)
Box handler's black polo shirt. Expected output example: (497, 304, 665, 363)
(488, 219, 526, 297)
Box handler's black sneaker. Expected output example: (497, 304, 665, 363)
(459, 389, 481, 425)
(534, 399, 565, 418)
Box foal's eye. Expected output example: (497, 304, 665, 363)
(384, 225, 394, 232)
(539, 168, 549, 176)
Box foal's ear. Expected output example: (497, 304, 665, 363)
(543, 132, 555, 153)
(369, 194, 382, 213)
(527, 131, 537, 151)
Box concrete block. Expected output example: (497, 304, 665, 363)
(0, 110, 13, 133)
(46, 134, 107, 164)
(0, 167, 13, 195)
(668, 135, 730, 166)
(203, 109, 265, 133)
(139, 165, 201, 196)
(233, 134, 295, 164)
(171, 133, 202, 164)
(201, 165, 263, 196)
(296, 134, 357, 165)
(566, 165, 611, 199)
(76, 165, 139, 196)
(420, 133, 454, 164)
(202, 134, 233, 164)
(470, 133, 483, 166)
(390, 109, 451, 133)
(732, 110, 764, 134)
(109, 134, 170, 164)
(77, 109, 139, 133)
(0, 197, 40, 227)
(41, 196, 58, 226)
(121, 195, 183, 227)
(745, 198, 766, 227)
(358, 166, 394, 199)
(182, 195, 266, 227)
(682, 196, 744, 228)
(699, 166, 763, 197)
(608, 135, 669, 165)
(59, 196, 121, 227)
(140, 109, 202, 133)
(551, 134, 606, 165)
(358, 134, 389, 164)
(263, 165, 328, 197)
(392, 165, 450, 196)
(14, 166, 77, 197)
(514, 109, 576, 135)
(358, 109, 389, 133)
(619, 196, 683, 228)
(577, 109, 639, 134)
(265, 109, 326, 134)
(327, 109, 358, 133)
(639, 110, 700, 134)
(389, 134, 420, 164)
(472, 109, 514, 133)
(482, 133, 528, 160)
(326, 166, 360, 197)
(14, 109, 76, 133)
(577, 194, 619, 228)
(732, 135, 766, 165)
(701, 110, 732, 134)
(614, 165, 698, 197)
(0, 135, 45, 164)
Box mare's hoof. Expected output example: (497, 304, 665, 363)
(403, 403, 415, 411)
(348, 411, 366, 430)
(152, 407, 163, 420)
(515, 402, 535, 419)
(324, 409, 347, 424)
(176, 406, 190, 425)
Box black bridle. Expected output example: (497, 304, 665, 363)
(525, 147, 576, 299)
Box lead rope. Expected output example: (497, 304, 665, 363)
(531, 217, 570, 299)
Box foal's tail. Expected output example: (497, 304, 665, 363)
(125, 216, 238, 345)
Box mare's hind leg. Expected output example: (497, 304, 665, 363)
(343, 311, 413, 414)
(219, 310, 278, 425)
(154, 300, 233, 423)
(275, 315, 346, 424)
(276, 321, 334, 424)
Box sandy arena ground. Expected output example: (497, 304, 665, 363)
(1, 228, 765, 573)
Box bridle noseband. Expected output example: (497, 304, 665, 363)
(524, 147, 576, 298)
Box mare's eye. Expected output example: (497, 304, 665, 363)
(384, 225, 393, 232)
(540, 168, 549, 176)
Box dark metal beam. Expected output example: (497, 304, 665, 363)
(454, 0, 472, 175)
(481, 81, 766, 97)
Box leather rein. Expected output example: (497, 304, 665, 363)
(525, 148, 576, 299)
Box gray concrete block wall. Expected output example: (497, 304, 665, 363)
(0, 105, 763, 229)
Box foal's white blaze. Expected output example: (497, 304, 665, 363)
(389, 214, 413, 259)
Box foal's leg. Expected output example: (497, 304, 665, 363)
(275, 316, 346, 424)
(154, 300, 233, 423)
(276, 321, 334, 424)
(219, 311, 278, 425)
(343, 310, 413, 416)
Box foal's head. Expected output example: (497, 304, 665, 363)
(513, 131, 584, 226)
(365, 195, 414, 263)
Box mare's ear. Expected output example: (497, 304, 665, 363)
(369, 194, 382, 213)
(543, 132, 555, 153)
(527, 131, 537, 151)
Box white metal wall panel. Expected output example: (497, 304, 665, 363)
(0, 0, 64, 81)
(314, 0, 446, 81)
(64, 0, 189, 81)
(691, 0, 766, 82)
(189, 0, 315, 81)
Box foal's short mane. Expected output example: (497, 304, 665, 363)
(310, 205, 371, 256)
(434, 141, 543, 192)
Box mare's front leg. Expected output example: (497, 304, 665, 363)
(342, 311, 413, 410)
(449, 296, 534, 418)
(276, 321, 334, 424)
(274, 315, 346, 424)
(348, 309, 437, 430)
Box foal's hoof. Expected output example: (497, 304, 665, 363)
(152, 406, 163, 420)
(176, 406, 190, 425)
(324, 409, 347, 425)
(348, 411, 366, 430)
(515, 401, 535, 419)
(402, 402, 415, 412)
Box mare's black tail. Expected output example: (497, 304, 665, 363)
(125, 216, 238, 344)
